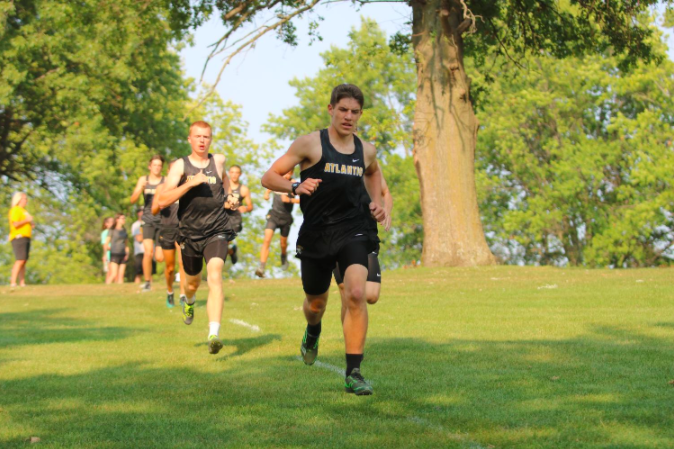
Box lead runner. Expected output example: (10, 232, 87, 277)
(261, 84, 387, 395)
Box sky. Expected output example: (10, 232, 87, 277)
(179, 2, 412, 148)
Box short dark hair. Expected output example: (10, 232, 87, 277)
(229, 165, 242, 172)
(330, 84, 364, 108)
(149, 154, 165, 165)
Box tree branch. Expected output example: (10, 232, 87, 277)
(189, 0, 323, 116)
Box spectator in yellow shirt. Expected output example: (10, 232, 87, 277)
(9, 192, 34, 287)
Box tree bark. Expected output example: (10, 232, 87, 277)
(410, 0, 495, 266)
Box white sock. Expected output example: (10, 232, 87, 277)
(209, 322, 220, 338)
(187, 295, 195, 305)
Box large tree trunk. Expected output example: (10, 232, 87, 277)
(411, 0, 495, 267)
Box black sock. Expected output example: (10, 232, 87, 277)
(305, 321, 321, 347)
(346, 353, 363, 377)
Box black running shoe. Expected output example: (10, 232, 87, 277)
(281, 254, 289, 271)
(300, 329, 319, 365)
(208, 335, 223, 354)
(141, 281, 151, 293)
(230, 244, 238, 265)
(166, 292, 175, 308)
(344, 368, 373, 395)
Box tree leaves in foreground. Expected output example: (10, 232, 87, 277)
(475, 27, 674, 267)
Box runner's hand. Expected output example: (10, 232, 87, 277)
(189, 171, 209, 187)
(369, 201, 386, 224)
(383, 212, 392, 232)
(295, 178, 322, 196)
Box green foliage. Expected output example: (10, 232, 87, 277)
(474, 29, 674, 267)
(264, 19, 422, 268)
(0, 2, 262, 283)
(455, 0, 673, 70)
(264, 17, 415, 157)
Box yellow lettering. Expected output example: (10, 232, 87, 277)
(325, 163, 331, 173)
(341, 165, 346, 174)
(347, 165, 353, 175)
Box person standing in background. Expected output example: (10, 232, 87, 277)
(131, 209, 145, 284)
(8, 192, 34, 288)
(101, 217, 114, 279)
(105, 213, 129, 284)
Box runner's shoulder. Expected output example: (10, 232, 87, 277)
(291, 132, 321, 157)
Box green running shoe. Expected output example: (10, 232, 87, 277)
(300, 329, 319, 365)
(208, 335, 223, 354)
(183, 301, 194, 325)
(166, 292, 175, 308)
(179, 295, 187, 306)
(344, 368, 373, 395)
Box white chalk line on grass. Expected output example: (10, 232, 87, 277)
(294, 356, 344, 376)
(294, 357, 490, 448)
(229, 318, 260, 332)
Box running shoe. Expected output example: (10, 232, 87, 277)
(281, 254, 289, 271)
(254, 264, 265, 278)
(300, 329, 319, 365)
(230, 244, 238, 265)
(208, 335, 223, 354)
(141, 281, 151, 293)
(344, 368, 373, 395)
(166, 292, 175, 308)
(179, 295, 187, 306)
(183, 301, 194, 325)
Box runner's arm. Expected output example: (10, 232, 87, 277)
(239, 185, 253, 213)
(381, 173, 393, 232)
(363, 143, 385, 223)
(261, 134, 321, 195)
(156, 159, 206, 208)
(280, 193, 300, 204)
(130, 176, 146, 204)
(151, 184, 164, 215)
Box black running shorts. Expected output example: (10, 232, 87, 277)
(142, 222, 161, 241)
(110, 253, 128, 265)
(134, 254, 144, 276)
(265, 213, 292, 238)
(301, 238, 370, 295)
(158, 227, 179, 250)
(11, 237, 30, 261)
(179, 233, 231, 276)
(333, 250, 381, 285)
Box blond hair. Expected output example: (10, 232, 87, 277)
(11, 192, 26, 208)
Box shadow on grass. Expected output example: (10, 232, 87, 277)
(1, 324, 674, 448)
(0, 308, 135, 348)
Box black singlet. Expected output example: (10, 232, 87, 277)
(160, 201, 179, 228)
(299, 129, 368, 230)
(269, 192, 294, 219)
(142, 175, 164, 225)
(178, 154, 231, 239)
(110, 228, 128, 254)
(226, 183, 242, 219)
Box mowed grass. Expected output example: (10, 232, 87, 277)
(1, 266, 674, 448)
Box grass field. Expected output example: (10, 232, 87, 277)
(1, 266, 673, 448)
